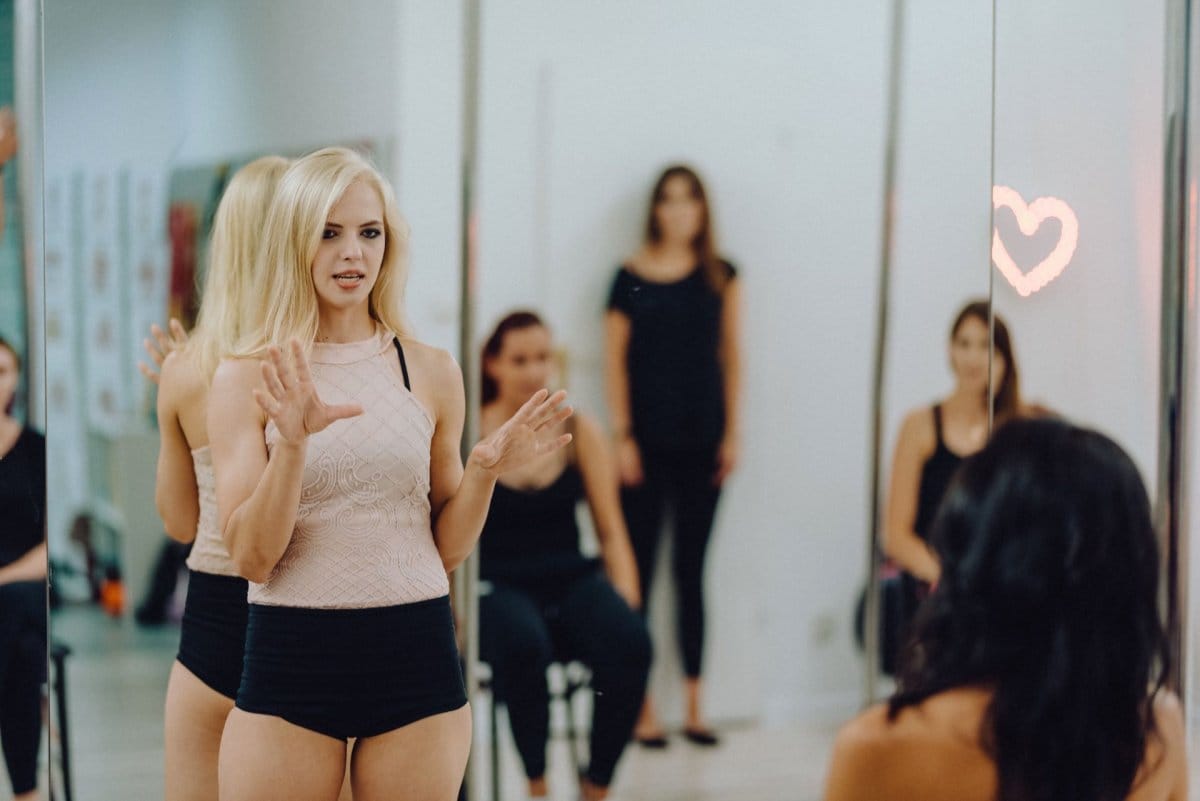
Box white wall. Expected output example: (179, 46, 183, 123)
(475, 0, 897, 725)
(988, 0, 1164, 487)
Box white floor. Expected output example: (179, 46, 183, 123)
(42, 606, 839, 801)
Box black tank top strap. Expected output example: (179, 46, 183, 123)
(393, 338, 411, 391)
(932, 404, 945, 447)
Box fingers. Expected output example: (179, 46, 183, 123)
(150, 323, 171, 362)
(252, 388, 281, 419)
(168, 318, 187, 344)
(137, 361, 160, 385)
(260, 358, 286, 399)
(290, 339, 313, 386)
(526, 389, 570, 429)
(513, 388, 551, 423)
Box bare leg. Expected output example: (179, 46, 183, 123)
(634, 695, 665, 741)
(218, 709, 346, 801)
(336, 740, 355, 801)
(164, 661, 235, 801)
(527, 777, 548, 797)
(351, 704, 471, 801)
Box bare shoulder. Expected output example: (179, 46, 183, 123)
(569, 410, 604, 454)
(1152, 690, 1186, 747)
(159, 350, 205, 402)
(398, 339, 461, 387)
(830, 704, 898, 777)
(211, 355, 262, 393)
(898, 406, 937, 454)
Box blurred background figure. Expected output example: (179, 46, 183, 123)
(605, 165, 741, 747)
(0, 334, 47, 801)
(877, 301, 1018, 672)
(479, 311, 651, 801)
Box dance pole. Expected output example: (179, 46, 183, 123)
(863, 0, 905, 706)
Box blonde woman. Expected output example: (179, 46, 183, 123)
(209, 147, 572, 801)
(152, 156, 290, 801)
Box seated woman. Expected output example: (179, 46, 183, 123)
(826, 418, 1187, 801)
(479, 311, 652, 801)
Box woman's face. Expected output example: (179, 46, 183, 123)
(488, 325, 554, 404)
(0, 346, 18, 416)
(950, 315, 1005, 395)
(311, 179, 387, 313)
(654, 175, 705, 245)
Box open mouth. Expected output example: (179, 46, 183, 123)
(333, 271, 365, 288)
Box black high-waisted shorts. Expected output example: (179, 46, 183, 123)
(176, 570, 250, 699)
(235, 594, 467, 740)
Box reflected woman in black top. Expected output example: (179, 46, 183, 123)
(882, 301, 1020, 663)
(0, 335, 47, 801)
(479, 312, 650, 801)
(604, 165, 741, 747)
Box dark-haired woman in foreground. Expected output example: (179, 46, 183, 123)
(825, 418, 1187, 801)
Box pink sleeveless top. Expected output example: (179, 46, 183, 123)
(184, 446, 240, 576)
(251, 325, 450, 609)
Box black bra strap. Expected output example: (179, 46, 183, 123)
(393, 338, 411, 391)
(932, 404, 944, 444)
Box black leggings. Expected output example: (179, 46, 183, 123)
(0, 580, 46, 796)
(620, 448, 721, 678)
(480, 571, 651, 787)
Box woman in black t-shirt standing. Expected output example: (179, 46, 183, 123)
(0, 335, 47, 801)
(604, 165, 741, 748)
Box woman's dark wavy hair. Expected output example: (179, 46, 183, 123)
(481, 310, 546, 405)
(952, 300, 1020, 423)
(889, 418, 1170, 801)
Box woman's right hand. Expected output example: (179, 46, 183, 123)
(254, 339, 363, 443)
(616, 435, 644, 486)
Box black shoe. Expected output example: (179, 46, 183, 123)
(635, 732, 669, 749)
(683, 727, 719, 746)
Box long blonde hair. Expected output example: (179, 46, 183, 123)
(184, 155, 290, 380)
(235, 147, 411, 357)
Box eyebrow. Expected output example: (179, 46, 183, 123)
(325, 220, 383, 228)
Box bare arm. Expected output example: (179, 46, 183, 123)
(883, 410, 940, 583)
(208, 358, 307, 583)
(604, 311, 633, 437)
(718, 277, 742, 439)
(432, 351, 575, 573)
(154, 353, 200, 543)
(428, 350, 496, 573)
(0, 541, 46, 584)
(574, 412, 640, 608)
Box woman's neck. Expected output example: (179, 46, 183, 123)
(945, 386, 988, 417)
(316, 307, 375, 343)
(482, 396, 524, 431)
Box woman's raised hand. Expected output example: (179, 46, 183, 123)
(471, 389, 573, 476)
(138, 318, 189, 384)
(253, 339, 363, 443)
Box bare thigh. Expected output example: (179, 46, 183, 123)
(164, 661, 235, 801)
(350, 704, 472, 801)
(218, 708, 347, 801)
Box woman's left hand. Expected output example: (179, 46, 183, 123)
(713, 433, 739, 486)
(138, 318, 189, 384)
(470, 389, 573, 476)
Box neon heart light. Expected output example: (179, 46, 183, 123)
(991, 185, 1079, 297)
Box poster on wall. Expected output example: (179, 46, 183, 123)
(43, 172, 88, 548)
(81, 171, 124, 434)
(124, 168, 170, 423)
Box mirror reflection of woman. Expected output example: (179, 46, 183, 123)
(826, 418, 1187, 801)
(0, 336, 46, 801)
(209, 147, 572, 801)
(882, 301, 1018, 659)
(604, 165, 741, 747)
(150, 156, 289, 801)
(479, 311, 651, 801)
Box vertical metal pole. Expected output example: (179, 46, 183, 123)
(1160, 0, 1193, 700)
(986, 0, 997, 434)
(458, 0, 483, 798)
(15, 0, 43, 431)
(864, 0, 906, 706)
